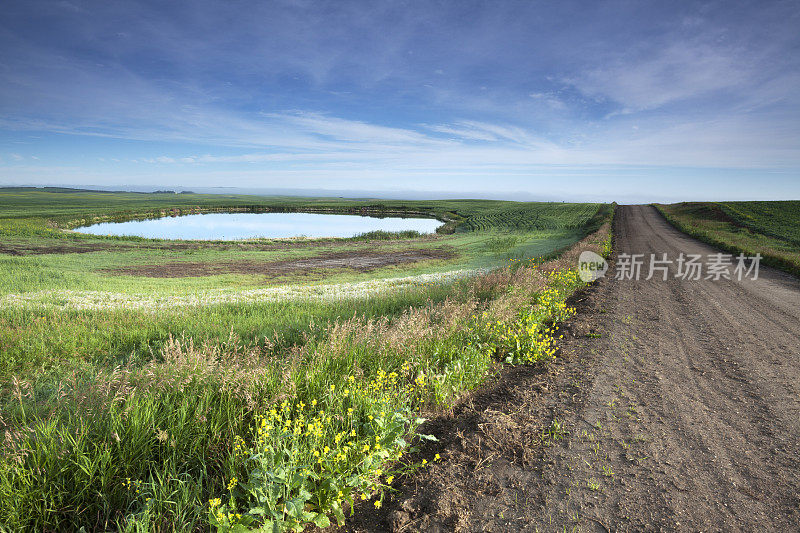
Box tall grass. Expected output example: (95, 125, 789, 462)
(0, 220, 611, 532)
(0, 282, 463, 382)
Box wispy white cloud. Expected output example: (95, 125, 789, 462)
(424, 124, 497, 142)
(528, 92, 566, 111)
(567, 41, 748, 113)
(265, 112, 441, 146)
(123, 106, 799, 172)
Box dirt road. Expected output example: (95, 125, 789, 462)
(346, 205, 800, 532)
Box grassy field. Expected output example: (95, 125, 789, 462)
(0, 188, 603, 296)
(655, 201, 800, 276)
(0, 188, 611, 532)
(0, 189, 609, 380)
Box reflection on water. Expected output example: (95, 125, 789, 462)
(76, 212, 443, 240)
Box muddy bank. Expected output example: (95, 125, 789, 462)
(104, 248, 456, 278)
(0, 235, 442, 256)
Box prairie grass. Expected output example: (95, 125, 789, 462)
(0, 189, 612, 531)
(0, 280, 464, 382)
(0, 219, 612, 532)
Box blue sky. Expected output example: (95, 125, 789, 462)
(1, 0, 798, 201)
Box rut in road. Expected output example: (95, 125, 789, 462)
(344, 205, 800, 532)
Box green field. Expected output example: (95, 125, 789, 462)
(0, 188, 603, 297)
(0, 188, 611, 532)
(655, 201, 800, 276)
(0, 189, 608, 379)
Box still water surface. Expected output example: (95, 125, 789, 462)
(76, 212, 443, 240)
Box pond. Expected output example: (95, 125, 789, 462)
(75, 212, 443, 240)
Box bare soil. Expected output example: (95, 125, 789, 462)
(0, 236, 438, 256)
(104, 248, 456, 278)
(0, 242, 126, 255)
(343, 205, 800, 532)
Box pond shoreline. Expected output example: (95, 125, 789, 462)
(59, 205, 460, 239)
(71, 211, 446, 241)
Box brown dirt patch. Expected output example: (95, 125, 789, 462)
(0, 236, 441, 256)
(0, 242, 125, 255)
(104, 248, 456, 278)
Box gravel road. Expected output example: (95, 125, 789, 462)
(345, 205, 800, 532)
(533, 205, 800, 531)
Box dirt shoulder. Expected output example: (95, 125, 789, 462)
(343, 205, 800, 532)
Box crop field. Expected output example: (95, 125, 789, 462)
(0, 188, 611, 531)
(655, 201, 800, 276)
(454, 202, 601, 232)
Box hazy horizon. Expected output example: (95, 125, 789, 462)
(6, 183, 800, 205)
